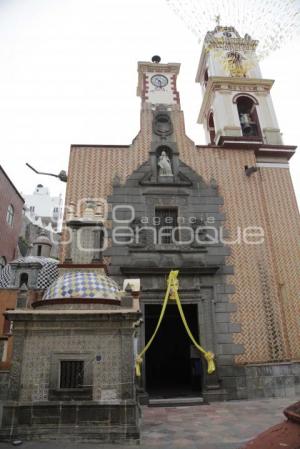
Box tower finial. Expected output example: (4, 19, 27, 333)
(151, 55, 161, 63)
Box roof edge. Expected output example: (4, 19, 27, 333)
(70, 144, 130, 149)
(0, 165, 25, 203)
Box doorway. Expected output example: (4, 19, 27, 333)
(144, 303, 202, 398)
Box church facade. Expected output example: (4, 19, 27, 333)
(62, 26, 300, 401)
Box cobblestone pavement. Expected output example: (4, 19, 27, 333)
(0, 397, 296, 449)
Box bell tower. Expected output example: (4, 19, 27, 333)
(196, 26, 283, 147)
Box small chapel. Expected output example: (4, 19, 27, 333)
(0, 25, 299, 442)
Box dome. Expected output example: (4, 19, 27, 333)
(43, 271, 122, 302)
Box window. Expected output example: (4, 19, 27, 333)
(204, 68, 209, 87)
(6, 204, 14, 226)
(53, 207, 59, 213)
(208, 112, 216, 144)
(49, 353, 92, 400)
(37, 245, 42, 256)
(60, 360, 84, 389)
(19, 272, 29, 287)
(155, 208, 178, 244)
(0, 256, 6, 271)
(29, 206, 35, 213)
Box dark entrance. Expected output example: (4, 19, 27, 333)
(145, 303, 202, 397)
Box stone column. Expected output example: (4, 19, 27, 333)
(92, 227, 103, 262)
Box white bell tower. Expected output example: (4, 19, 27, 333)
(196, 26, 283, 147)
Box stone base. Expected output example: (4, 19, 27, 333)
(0, 371, 10, 400)
(243, 361, 300, 400)
(0, 401, 140, 442)
(203, 388, 228, 403)
(221, 361, 300, 400)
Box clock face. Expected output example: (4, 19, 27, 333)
(151, 74, 168, 88)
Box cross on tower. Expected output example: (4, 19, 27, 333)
(214, 14, 221, 26)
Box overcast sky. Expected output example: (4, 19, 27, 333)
(0, 0, 299, 207)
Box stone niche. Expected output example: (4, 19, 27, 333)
(0, 267, 142, 443)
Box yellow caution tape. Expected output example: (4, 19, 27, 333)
(135, 270, 215, 376)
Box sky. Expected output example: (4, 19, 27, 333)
(0, 0, 299, 207)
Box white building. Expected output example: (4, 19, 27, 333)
(23, 184, 64, 231)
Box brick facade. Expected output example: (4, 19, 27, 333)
(0, 166, 24, 263)
(63, 105, 300, 370)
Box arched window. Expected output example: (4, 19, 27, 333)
(19, 273, 29, 287)
(208, 112, 216, 144)
(236, 96, 260, 137)
(6, 204, 14, 226)
(0, 256, 6, 272)
(204, 68, 209, 87)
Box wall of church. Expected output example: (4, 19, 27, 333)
(63, 107, 300, 370)
(171, 109, 300, 364)
(257, 167, 300, 360)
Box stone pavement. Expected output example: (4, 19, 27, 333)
(0, 397, 296, 449)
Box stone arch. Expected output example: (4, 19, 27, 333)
(232, 93, 259, 105)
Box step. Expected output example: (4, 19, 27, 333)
(148, 396, 204, 407)
(203, 388, 228, 403)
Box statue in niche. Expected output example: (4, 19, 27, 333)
(158, 151, 173, 177)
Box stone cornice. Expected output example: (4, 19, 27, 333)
(6, 310, 141, 320)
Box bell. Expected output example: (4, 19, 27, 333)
(242, 122, 252, 135)
(240, 113, 253, 135)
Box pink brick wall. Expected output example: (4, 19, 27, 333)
(0, 167, 24, 263)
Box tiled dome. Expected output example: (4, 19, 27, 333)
(43, 271, 122, 301)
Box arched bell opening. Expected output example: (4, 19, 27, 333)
(208, 112, 216, 144)
(204, 68, 209, 88)
(236, 95, 261, 137)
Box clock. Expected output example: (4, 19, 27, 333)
(151, 74, 168, 88)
